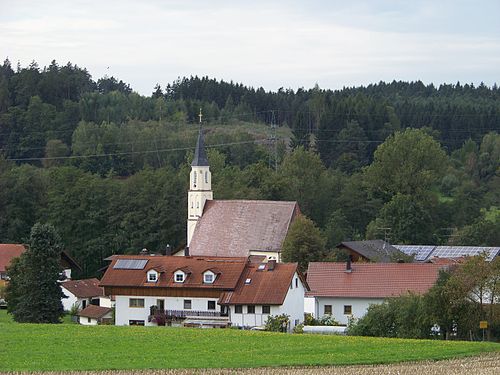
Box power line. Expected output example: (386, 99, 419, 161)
(4, 139, 270, 162)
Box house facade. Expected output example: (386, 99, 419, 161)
(61, 278, 111, 311)
(100, 255, 306, 330)
(306, 261, 443, 325)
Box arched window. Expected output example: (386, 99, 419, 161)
(205, 171, 208, 184)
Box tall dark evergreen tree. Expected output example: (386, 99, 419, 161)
(6, 223, 65, 323)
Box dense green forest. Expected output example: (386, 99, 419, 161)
(0, 59, 498, 277)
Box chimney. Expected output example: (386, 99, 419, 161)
(184, 246, 189, 256)
(164, 244, 171, 256)
(345, 255, 352, 273)
(268, 259, 276, 271)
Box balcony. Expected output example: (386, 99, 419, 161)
(149, 306, 227, 325)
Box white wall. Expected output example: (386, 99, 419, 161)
(315, 297, 384, 325)
(99, 296, 113, 308)
(276, 272, 305, 330)
(61, 288, 78, 311)
(229, 305, 279, 328)
(114, 295, 221, 326)
(304, 297, 315, 316)
(79, 316, 98, 325)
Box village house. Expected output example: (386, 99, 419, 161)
(0, 243, 80, 284)
(61, 278, 112, 312)
(305, 261, 443, 325)
(99, 254, 307, 330)
(335, 240, 407, 263)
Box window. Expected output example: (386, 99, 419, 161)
(324, 305, 332, 315)
(129, 320, 145, 326)
(193, 171, 197, 185)
(184, 299, 192, 309)
(344, 305, 352, 315)
(208, 301, 216, 310)
(295, 278, 298, 288)
(295, 319, 300, 326)
(175, 271, 185, 283)
(203, 271, 215, 284)
(87, 317, 91, 323)
(258, 264, 266, 270)
(148, 271, 158, 282)
(262, 305, 271, 314)
(129, 298, 145, 308)
(245, 278, 251, 284)
(247, 305, 255, 314)
(235, 305, 243, 314)
(205, 171, 208, 184)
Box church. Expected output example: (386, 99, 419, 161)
(176, 124, 301, 262)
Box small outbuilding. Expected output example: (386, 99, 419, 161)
(77, 305, 113, 325)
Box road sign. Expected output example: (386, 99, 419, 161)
(480, 321, 488, 329)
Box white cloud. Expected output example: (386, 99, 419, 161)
(1, 0, 499, 94)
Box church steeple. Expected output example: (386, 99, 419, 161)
(186, 109, 213, 248)
(191, 127, 209, 166)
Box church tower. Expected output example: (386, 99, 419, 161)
(187, 111, 213, 247)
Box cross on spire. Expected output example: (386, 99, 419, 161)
(198, 108, 203, 124)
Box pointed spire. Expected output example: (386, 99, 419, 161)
(191, 109, 209, 166)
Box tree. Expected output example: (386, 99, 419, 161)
(281, 215, 326, 272)
(365, 128, 448, 198)
(366, 193, 437, 244)
(6, 223, 65, 323)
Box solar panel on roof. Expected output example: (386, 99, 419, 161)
(431, 246, 499, 261)
(113, 259, 148, 269)
(394, 245, 435, 261)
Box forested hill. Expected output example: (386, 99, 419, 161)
(0, 59, 498, 277)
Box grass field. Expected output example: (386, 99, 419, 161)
(0, 310, 498, 372)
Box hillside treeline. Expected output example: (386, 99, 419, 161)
(0, 59, 498, 277)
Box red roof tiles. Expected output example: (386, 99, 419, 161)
(189, 200, 300, 257)
(0, 244, 25, 273)
(100, 255, 248, 289)
(219, 262, 300, 306)
(78, 305, 112, 319)
(61, 278, 104, 298)
(306, 262, 443, 298)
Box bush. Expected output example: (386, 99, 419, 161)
(293, 323, 304, 334)
(304, 312, 340, 326)
(265, 314, 290, 332)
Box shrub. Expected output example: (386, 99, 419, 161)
(265, 314, 290, 332)
(293, 323, 304, 334)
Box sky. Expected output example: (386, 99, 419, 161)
(1, 0, 499, 95)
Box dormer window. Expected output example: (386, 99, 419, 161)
(203, 271, 215, 284)
(174, 271, 186, 283)
(147, 270, 158, 283)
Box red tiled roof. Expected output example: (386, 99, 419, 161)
(77, 305, 112, 319)
(306, 262, 443, 298)
(189, 200, 300, 257)
(219, 262, 300, 305)
(0, 244, 25, 272)
(100, 255, 248, 289)
(61, 278, 104, 298)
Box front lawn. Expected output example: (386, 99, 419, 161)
(0, 310, 498, 372)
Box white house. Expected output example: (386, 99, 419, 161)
(77, 305, 113, 325)
(100, 255, 307, 331)
(219, 261, 306, 330)
(306, 261, 443, 325)
(61, 278, 111, 312)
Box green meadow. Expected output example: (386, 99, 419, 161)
(0, 310, 498, 372)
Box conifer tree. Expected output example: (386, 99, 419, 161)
(6, 223, 65, 323)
